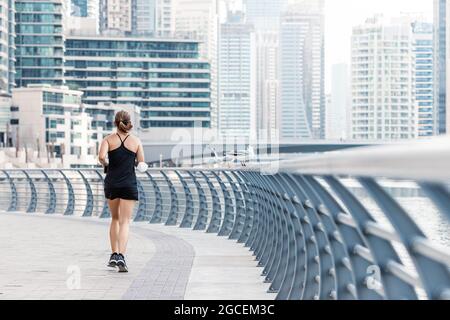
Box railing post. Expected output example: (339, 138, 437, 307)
(60, 170, 75, 216)
(226, 171, 247, 240)
(161, 171, 179, 226)
(234, 172, 255, 244)
(240, 171, 262, 250)
(22, 170, 37, 213)
(95, 170, 111, 218)
(3, 171, 17, 212)
(213, 171, 235, 236)
(41, 170, 56, 214)
(190, 171, 209, 231)
(78, 170, 94, 217)
(177, 170, 195, 228)
(134, 177, 149, 221)
(148, 172, 163, 224)
(201, 171, 222, 234)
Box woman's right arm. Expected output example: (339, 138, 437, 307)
(98, 138, 109, 167)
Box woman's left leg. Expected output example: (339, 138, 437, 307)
(117, 199, 135, 254)
(108, 199, 120, 253)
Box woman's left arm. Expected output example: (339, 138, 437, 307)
(136, 139, 145, 163)
(136, 139, 148, 173)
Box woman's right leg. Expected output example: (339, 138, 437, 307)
(108, 199, 120, 253)
(118, 199, 135, 254)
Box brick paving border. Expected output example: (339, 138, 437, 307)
(122, 228, 194, 300)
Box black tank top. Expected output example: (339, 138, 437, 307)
(104, 134, 137, 189)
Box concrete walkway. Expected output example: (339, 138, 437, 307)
(0, 211, 275, 300)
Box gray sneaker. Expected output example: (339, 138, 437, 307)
(107, 252, 118, 268)
(117, 253, 128, 273)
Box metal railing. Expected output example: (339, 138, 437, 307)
(1, 137, 449, 300)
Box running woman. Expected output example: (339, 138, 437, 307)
(98, 110, 148, 272)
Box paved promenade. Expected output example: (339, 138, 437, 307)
(0, 211, 274, 300)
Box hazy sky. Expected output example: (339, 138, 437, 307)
(325, 0, 433, 92)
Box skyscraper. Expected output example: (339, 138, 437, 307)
(351, 15, 416, 141)
(133, 0, 157, 35)
(71, 0, 99, 18)
(413, 21, 434, 138)
(326, 63, 349, 140)
(244, 0, 285, 140)
(433, 0, 448, 135)
(155, 0, 174, 37)
(255, 31, 279, 139)
(173, 0, 219, 131)
(279, 0, 325, 139)
(15, 0, 66, 87)
(71, 0, 88, 16)
(244, 0, 287, 30)
(100, 0, 133, 33)
(218, 11, 256, 139)
(0, 0, 15, 146)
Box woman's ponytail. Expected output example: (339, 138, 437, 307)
(115, 110, 133, 133)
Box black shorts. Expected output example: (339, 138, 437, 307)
(104, 187, 139, 201)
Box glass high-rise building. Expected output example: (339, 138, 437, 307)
(133, 0, 157, 35)
(351, 15, 416, 141)
(434, 0, 448, 135)
(218, 11, 256, 139)
(71, 0, 88, 16)
(71, 0, 99, 19)
(0, 0, 15, 146)
(100, 0, 133, 33)
(64, 35, 211, 131)
(279, 0, 325, 139)
(15, 0, 66, 87)
(244, 0, 287, 30)
(413, 21, 434, 138)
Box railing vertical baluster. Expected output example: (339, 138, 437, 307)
(202, 171, 222, 233)
(177, 170, 195, 228)
(78, 170, 94, 217)
(228, 171, 247, 240)
(190, 171, 209, 231)
(3, 171, 17, 212)
(162, 171, 179, 226)
(95, 170, 111, 218)
(60, 170, 75, 216)
(148, 172, 163, 224)
(134, 177, 149, 221)
(240, 172, 261, 249)
(214, 171, 235, 236)
(41, 170, 56, 214)
(23, 170, 37, 213)
(235, 172, 255, 244)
